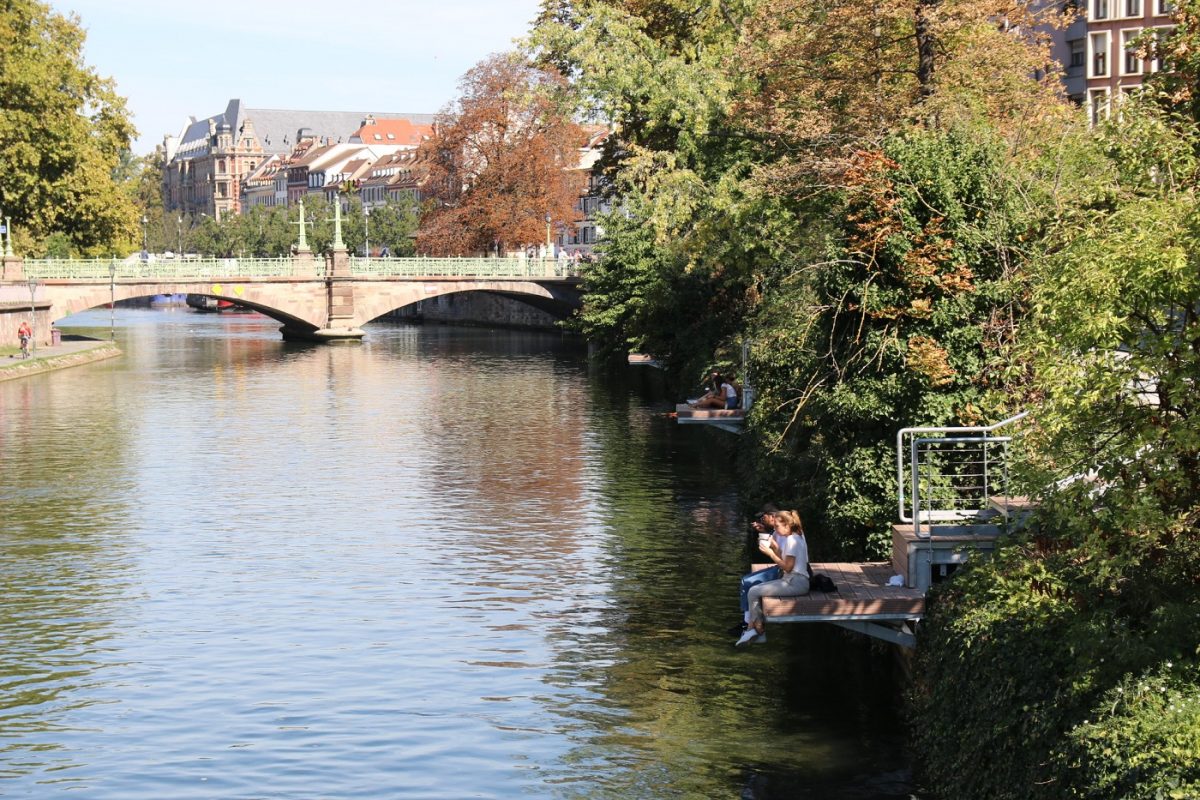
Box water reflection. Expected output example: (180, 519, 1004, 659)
(0, 309, 912, 798)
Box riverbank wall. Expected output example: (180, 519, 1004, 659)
(0, 338, 120, 381)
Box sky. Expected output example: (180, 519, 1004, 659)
(50, 0, 545, 154)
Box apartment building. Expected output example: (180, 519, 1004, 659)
(1085, 0, 1176, 122)
(162, 99, 434, 218)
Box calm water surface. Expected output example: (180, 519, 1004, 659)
(0, 309, 912, 798)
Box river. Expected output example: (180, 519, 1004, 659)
(0, 308, 913, 799)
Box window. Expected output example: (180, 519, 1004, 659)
(1122, 30, 1142, 73)
(1069, 38, 1086, 68)
(1155, 0, 1171, 12)
(1089, 89, 1110, 125)
(1094, 0, 1109, 18)
(1124, 0, 1141, 15)
(1091, 32, 1110, 75)
(1150, 27, 1168, 70)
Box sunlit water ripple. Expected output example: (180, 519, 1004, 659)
(0, 309, 913, 799)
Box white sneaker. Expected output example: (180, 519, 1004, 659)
(735, 628, 761, 647)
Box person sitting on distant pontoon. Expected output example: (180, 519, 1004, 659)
(690, 372, 727, 409)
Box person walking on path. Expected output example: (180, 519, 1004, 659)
(736, 509, 810, 646)
(17, 321, 31, 359)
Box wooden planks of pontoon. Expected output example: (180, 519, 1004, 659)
(759, 562, 925, 623)
(674, 403, 745, 420)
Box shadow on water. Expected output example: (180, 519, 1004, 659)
(535, 361, 917, 799)
(0, 309, 915, 799)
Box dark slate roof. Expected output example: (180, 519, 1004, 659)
(171, 99, 436, 160)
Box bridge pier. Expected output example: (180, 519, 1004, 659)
(283, 247, 364, 343)
(1, 255, 24, 282)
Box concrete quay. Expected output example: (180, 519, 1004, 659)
(0, 336, 120, 382)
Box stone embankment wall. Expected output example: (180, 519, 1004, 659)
(0, 341, 121, 382)
(385, 292, 564, 330)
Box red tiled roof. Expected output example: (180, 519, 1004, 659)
(349, 118, 433, 147)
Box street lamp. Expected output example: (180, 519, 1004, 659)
(176, 215, 183, 256)
(26, 277, 37, 355)
(545, 213, 552, 257)
(108, 259, 116, 341)
(141, 214, 149, 259)
(363, 204, 371, 258)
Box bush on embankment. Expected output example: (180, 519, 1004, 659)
(909, 504, 1200, 799)
(910, 84, 1200, 799)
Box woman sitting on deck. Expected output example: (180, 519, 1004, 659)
(690, 372, 728, 409)
(732, 507, 781, 634)
(736, 509, 810, 646)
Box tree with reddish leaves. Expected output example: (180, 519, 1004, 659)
(416, 53, 586, 257)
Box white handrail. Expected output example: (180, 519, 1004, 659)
(897, 411, 1029, 536)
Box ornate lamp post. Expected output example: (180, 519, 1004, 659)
(363, 204, 371, 258)
(108, 259, 116, 340)
(545, 213, 552, 257)
(176, 215, 183, 256)
(140, 214, 148, 259)
(26, 277, 37, 355)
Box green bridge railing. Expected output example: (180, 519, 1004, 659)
(20, 256, 581, 281)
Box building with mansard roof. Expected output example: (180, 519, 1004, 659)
(162, 99, 435, 219)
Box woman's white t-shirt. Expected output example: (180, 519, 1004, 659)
(721, 381, 737, 400)
(779, 533, 809, 576)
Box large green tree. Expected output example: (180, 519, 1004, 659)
(532, 0, 788, 384)
(0, 0, 138, 255)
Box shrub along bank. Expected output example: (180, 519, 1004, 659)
(910, 90, 1200, 798)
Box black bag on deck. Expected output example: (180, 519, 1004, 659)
(810, 573, 837, 593)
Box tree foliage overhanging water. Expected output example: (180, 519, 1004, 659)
(527, 0, 1200, 796)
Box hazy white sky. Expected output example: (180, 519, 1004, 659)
(51, 0, 544, 154)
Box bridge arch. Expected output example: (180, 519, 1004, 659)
(41, 280, 330, 335)
(350, 279, 582, 328)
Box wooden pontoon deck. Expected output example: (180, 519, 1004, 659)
(758, 562, 925, 647)
(627, 353, 662, 368)
(675, 403, 745, 432)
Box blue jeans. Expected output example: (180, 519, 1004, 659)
(740, 565, 781, 617)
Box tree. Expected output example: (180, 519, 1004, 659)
(533, 0, 788, 384)
(0, 0, 138, 254)
(416, 52, 586, 256)
(360, 197, 421, 257)
(909, 89, 1200, 800)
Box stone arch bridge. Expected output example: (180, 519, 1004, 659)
(1, 254, 582, 344)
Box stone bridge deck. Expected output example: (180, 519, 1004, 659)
(1, 254, 583, 344)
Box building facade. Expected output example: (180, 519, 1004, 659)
(1085, 0, 1176, 122)
(162, 99, 434, 219)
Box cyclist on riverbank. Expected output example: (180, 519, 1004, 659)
(17, 321, 31, 358)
